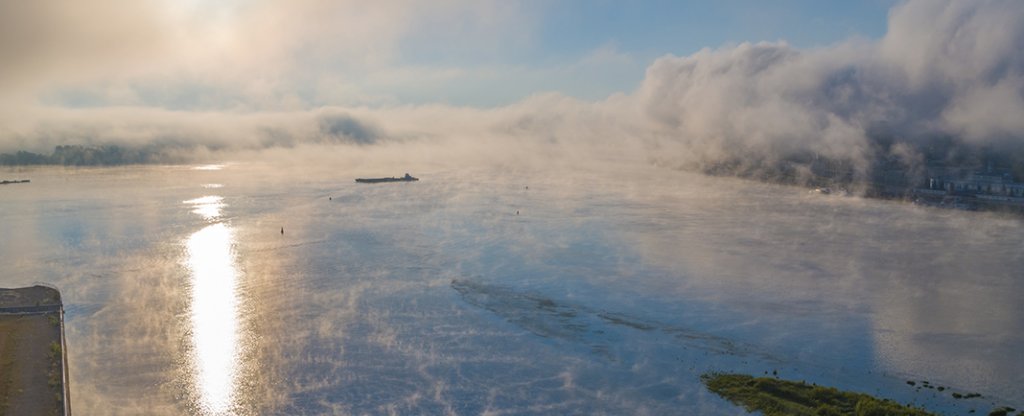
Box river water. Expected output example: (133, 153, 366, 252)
(1, 162, 1021, 415)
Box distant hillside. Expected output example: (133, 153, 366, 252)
(699, 136, 1024, 191)
(0, 145, 181, 166)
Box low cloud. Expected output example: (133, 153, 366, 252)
(634, 0, 1023, 176)
(2, 0, 1022, 181)
(317, 113, 381, 146)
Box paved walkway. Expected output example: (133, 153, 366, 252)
(0, 285, 69, 415)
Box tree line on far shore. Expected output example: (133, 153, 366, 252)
(0, 145, 172, 166)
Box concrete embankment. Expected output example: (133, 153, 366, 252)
(0, 285, 70, 415)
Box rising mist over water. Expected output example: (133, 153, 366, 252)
(2, 0, 1024, 414)
(2, 160, 1022, 414)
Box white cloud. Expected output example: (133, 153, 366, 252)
(1, 0, 1022, 179)
(629, 0, 1024, 173)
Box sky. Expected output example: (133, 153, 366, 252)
(387, 0, 897, 105)
(1, 0, 1022, 175)
(2, 0, 896, 109)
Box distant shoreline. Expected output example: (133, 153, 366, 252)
(708, 170, 1024, 217)
(5, 155, 1022, 216)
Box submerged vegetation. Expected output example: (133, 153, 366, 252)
(702, 373, 934, 416)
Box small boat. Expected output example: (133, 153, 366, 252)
(355, 173, 419, 184)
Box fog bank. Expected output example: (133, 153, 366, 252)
(2, 0, 1022, 179)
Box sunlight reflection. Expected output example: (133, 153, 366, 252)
(184, 196, 226, 220)
(193, 164, 225, 171)
(187, 223, 241, 414)
(184, 191, 242, 414)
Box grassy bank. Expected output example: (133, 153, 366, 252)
(702, 373, 934, 416)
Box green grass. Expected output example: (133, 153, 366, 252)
(702, 373, 935, 416)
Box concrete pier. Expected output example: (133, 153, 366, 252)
(0, 285, 70, 415)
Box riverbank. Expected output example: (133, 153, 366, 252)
(0, 285, 68, 416)
(702, 373, 935, 416)
(703, 373, 1022, 416)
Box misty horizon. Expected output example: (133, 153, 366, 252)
(1, 1, 1022, 177)
(2, 1, 1023, 415)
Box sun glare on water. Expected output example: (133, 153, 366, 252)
(184, 194, 243, 414)
(184, 196, 226, 221)
(193, 165, 225, 171)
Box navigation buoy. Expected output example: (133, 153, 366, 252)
(281, 227, 284, 235)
